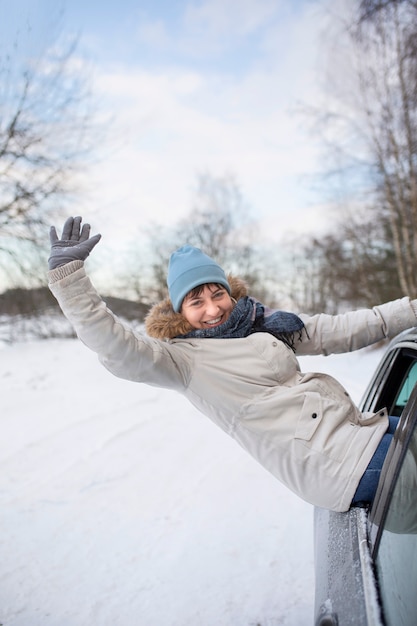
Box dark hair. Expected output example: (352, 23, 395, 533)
(184, 283, 227, 301)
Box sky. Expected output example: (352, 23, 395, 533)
(1, 0, 338, 261)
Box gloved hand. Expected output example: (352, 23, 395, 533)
(48, 216, 102, 270)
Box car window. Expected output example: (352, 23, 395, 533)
(393, 361, 417, 415)
(374, 409, 417, 625)
(360, 347, 417, 416)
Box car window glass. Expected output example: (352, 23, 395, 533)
(375, 423, 417, 625)
(394, 361, 417, 413)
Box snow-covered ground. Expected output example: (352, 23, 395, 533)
(0, 326, 385, 626)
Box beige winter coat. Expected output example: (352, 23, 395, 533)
(48, 261, 417, 511)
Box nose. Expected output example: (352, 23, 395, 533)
(205, 300, 220, 316)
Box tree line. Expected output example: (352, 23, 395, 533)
(289, 0, 417, 312)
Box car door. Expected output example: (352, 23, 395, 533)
(363, 339, 417, 626)
(315, 331, 417, 626)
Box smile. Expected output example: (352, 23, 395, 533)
(205, 316, 222, 325)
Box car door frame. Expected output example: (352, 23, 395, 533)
(314, 329, 417, 626)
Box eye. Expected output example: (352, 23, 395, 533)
(213, 290, 225, 299)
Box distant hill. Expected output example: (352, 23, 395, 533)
(0, 287, 149, 322)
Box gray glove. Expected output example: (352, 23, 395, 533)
(48, 216, 102, 270)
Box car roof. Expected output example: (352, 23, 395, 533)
(386, 326, 417, 350)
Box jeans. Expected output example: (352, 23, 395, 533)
(351, 416, 399, 506)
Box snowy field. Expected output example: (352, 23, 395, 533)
(0, 321, 385, 626)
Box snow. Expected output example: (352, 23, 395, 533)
(0, 329, 385, 626)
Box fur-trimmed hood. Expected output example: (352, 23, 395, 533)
(145, 275, 248, 340)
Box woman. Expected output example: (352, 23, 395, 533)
(48, 216, 417, 512)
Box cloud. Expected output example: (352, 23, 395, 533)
(135, 17, 173, 52)
(183, 0, 280, 39)
(77, 1, 329, 252)
(134, 0, 298, 62)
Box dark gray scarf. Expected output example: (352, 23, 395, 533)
(178, 296, 304, 350)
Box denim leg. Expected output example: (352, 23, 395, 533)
(387, 415, 400, 434)
(351, 416, 399, 506)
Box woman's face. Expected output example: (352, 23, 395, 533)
(181, 284, 234, 330)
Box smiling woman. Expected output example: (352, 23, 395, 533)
(181, 285, 234, 330)
(48, 216, 417, 514)
(166, 243, 232, 314)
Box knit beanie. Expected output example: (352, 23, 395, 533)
(167, 244, 231, 312)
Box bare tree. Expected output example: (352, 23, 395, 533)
(128, 173, 273, 305)
(287, 206, 400, 314)
(354, 0, 417, 295)
(175, 173, 259, 280)
(359, 0, 417, 22)
(294, 0, 417, 310)
(0, 31, 95, 288)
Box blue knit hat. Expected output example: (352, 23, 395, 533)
(167, 244, 230, 312)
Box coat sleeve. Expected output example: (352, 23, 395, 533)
(48, 261, 189, 390)
(295, 298, 417, 356)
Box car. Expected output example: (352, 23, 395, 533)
(314, 327, 417, 626)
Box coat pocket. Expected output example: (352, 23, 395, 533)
(294, 391, 323, 441)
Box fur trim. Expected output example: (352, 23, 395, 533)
(145, 275, 248, 340)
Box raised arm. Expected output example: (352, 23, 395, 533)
(295, 299, 417, 356)
(47, 218, 189, 391)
